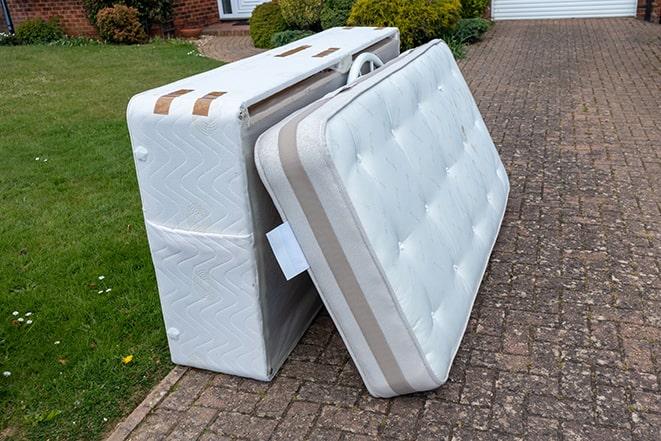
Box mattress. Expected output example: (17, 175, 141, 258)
(255, 40, 510, 396)
(126, 27, 401, 381)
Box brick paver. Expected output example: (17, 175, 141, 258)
(197, 35, 264, 62)
(110, 18, 661, 440)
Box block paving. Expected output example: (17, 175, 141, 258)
(109, 18, 661, 440)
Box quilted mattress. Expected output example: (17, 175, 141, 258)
(126, 27, 400, 380)
(255, 40, 510, 396)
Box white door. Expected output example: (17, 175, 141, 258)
(218, 0, 268, 19)
(491, 0, 637, 20)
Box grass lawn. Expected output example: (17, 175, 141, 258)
(0, 40, 221, 440)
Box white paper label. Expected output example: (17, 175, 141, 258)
(266, 222, 309, 280)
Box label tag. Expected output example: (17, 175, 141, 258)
(266, 222, 309, 280)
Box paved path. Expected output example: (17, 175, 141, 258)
(110, 18, 661, 440)
(196, 35, 264, 62)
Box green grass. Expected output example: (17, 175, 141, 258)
(0, 40, 221, 440)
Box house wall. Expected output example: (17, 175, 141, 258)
(0, 0, 96, 35)
(637, 0, 661, 22)
(0, 0, 222, 35)
(172, 0, 220, 29)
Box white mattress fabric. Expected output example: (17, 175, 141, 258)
(127, 27, 400, 381)
(255, 40, 510, 396)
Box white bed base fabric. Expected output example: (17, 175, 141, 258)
(127, 27, 400, 381)
(255, 40, 510, 396)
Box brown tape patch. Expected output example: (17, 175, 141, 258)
(374, 26, 385, 30)
(313, 47, 340, 58)
(154, 89, 194, 115)
(275, 45, 311, 57)
(192, 91, 226, 116)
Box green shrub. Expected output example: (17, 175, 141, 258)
(453, 17, 491, 43)
(270, 29, 315, 47)
(96, 5, 148, 44)
(348, 0, 461, 50)
(250, 2, 288, 49)
(460, 0, 489, 18)
(320, 0, 355, 29)
(279, 0, 323, 29)
(83, 0, 172, 30)
(440, 32, 466, 59)
(15, 17, 65, 44)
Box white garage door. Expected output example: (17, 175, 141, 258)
(492, 0, 637, 20)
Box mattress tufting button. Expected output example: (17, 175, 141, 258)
(134, 145, 149, 161)
(424, 203, 430, 213)
(167, 327, 180, 340)
(398, 241, 404, 251)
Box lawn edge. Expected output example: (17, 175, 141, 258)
(105, 365, 188, 441)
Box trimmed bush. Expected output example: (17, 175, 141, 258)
(270, 29, 315, 47)
(250, 2, 289, 49)
(83, 0, 172, 31)
(460, 0, 489, 18)
(279, 0, 323, 30)
(96, 5, 148, 44)
(15, 17, 65, 44)
(453, 17, 491, 43)
(320, 0, 355, 29)
(348, 0, 461, 50)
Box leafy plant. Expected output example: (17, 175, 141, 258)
(270, 29, 315, 47)
(96, 5, 148, 44)
(320, 0, 355, 29)
(83, 0, 172, 31)
(440, 32, 466, 58)
(460, 0, 489, 18)
(279, 0, 323, 29)
(453, 17, 491, 43)
(15, 17, 65, 44)
(348, 0, 461, 50)
(250, 2, 289, 49)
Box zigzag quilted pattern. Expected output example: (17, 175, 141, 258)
(145, 221, 267, 376)
(131, 102, 251, 235)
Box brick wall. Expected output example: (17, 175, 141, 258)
(637, 0, 661, 22)
(0, 0, 96, 35)
(0, 0, 222, 35)
(172, 0, 220, 29)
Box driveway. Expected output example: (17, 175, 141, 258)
(111, 18, 661, 441)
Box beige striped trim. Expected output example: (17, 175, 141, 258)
(275, 45, 311, 57)
(153, 89, 194, 115)
(192, 91, 226, 116)
(313, 47, 340, 58)
(277, 99, 413, 396)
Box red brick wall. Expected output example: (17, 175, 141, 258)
(637, 0, 661, 22)
(0, 0, 222, 35)
(0, 0, 96, 35)
(172, 0, 220, 29)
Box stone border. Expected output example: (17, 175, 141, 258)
(106, 366, 188, 441)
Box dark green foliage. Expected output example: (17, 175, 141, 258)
(250, 2, 289, 48)
(270, 29, 315, 47)
(460, 0, 489, 18)
(83, 0, 172, 30)
(348, 0, 461, 50)
(15, 17, 65, 44)
(0, 31, 19, 46)
(453, 17, 491, 43)
(96, 5, 148, 44)
(320, 0, 355, 29)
